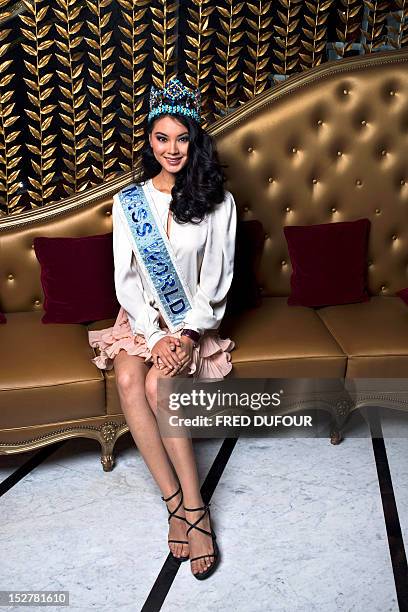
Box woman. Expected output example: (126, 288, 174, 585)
(88, 78, 236, 580)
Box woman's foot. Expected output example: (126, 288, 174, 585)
(163, 488, 189, 560)
(184, 503, 218, 577)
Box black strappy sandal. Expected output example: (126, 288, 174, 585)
(161, 485, 189, 562)
(184, 502, 220, 580)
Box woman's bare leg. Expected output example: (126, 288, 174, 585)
(145, 365, 215, 576)
(113, 350, 189, 559)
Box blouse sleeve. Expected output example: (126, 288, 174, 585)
(112, 195, 167, 351)
(182, 190, 237, 335)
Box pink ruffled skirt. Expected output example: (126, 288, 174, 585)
(88, 306, 234, 379)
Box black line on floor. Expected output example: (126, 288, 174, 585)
(0, 441, 67, 498)
(141, 437, 238, 612)
(369, 409, 408, 612)
(200, 437, 238, 504)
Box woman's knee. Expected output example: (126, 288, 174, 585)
(145, 370, 176, 416)
(145, 371, 169, 412)
(144, 374, 158, 411)
(115, 369, 134, 393)
(114, 356, 147, 399)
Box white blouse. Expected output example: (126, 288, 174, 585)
(112, 178, 237, 351)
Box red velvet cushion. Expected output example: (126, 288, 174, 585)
(397, 288, 408, 305)
(284, 218, 371, 307)
(34, 233, 120, 324)
(0, 312, 6, 324)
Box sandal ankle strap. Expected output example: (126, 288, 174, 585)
(161, 484, 182, 503)
(184, 502, 211, 512)
(161, 485, 186, 524)
(184, 503, 215, 539)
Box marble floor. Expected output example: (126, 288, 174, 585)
(0, 410, 407, 612)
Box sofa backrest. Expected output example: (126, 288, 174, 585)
(0, 49, 407, 314)
(0, 187, 118, 314)
(212, 48, 408, 299)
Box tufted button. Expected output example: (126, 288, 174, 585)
(356, 179, 362, 186)
(331, 207, 337, 213)
(337, 151, 342, 157)
(7, 273, 14, 280)
(381, 285, 387, 292)
(317, 119, 323, 126)
(247, 146, 254, 153)
(361, 120, 367, 126)
(285, 206, 291, 212)
(34, 299, 40, 305)
(381, 149, 387, 156)
(312, 178, 318, 184)
(268, 177, 274, 183)
(281, 260, 287, 266)
(375, 208, 381, 214)
(105, 210, 111, 217)
(292, 147, 297, 154)
(243, 206, 249, 212)
(392, 234, 397, 241)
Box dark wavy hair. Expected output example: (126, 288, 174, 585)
(133, 113, 227, 224)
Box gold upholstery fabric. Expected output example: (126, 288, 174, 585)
(317, 297, 408, 377)
(0, 312, 105, 428)
(104, 368, 123, 416)
(221, 298, 346, 377)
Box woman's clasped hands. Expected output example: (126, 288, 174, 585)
(151, 336, 195, 376)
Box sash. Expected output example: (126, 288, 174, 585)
(117, 183, 193, 332)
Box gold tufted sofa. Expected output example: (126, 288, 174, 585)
(1, 49, 408, 469)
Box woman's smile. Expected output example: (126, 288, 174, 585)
(149, 116, 190, 175)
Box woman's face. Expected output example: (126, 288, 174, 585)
(148, 115, 190, 174)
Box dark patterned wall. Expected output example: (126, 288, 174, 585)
(0, 0, 406, 215)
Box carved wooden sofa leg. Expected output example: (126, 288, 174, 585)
(330, 428, 343, 445)
(100, 440, 114, 471)
(329, 398, 353, 445)
(98, 421, 129, 472)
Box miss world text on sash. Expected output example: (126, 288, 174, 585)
(118, 184, 193, 332)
